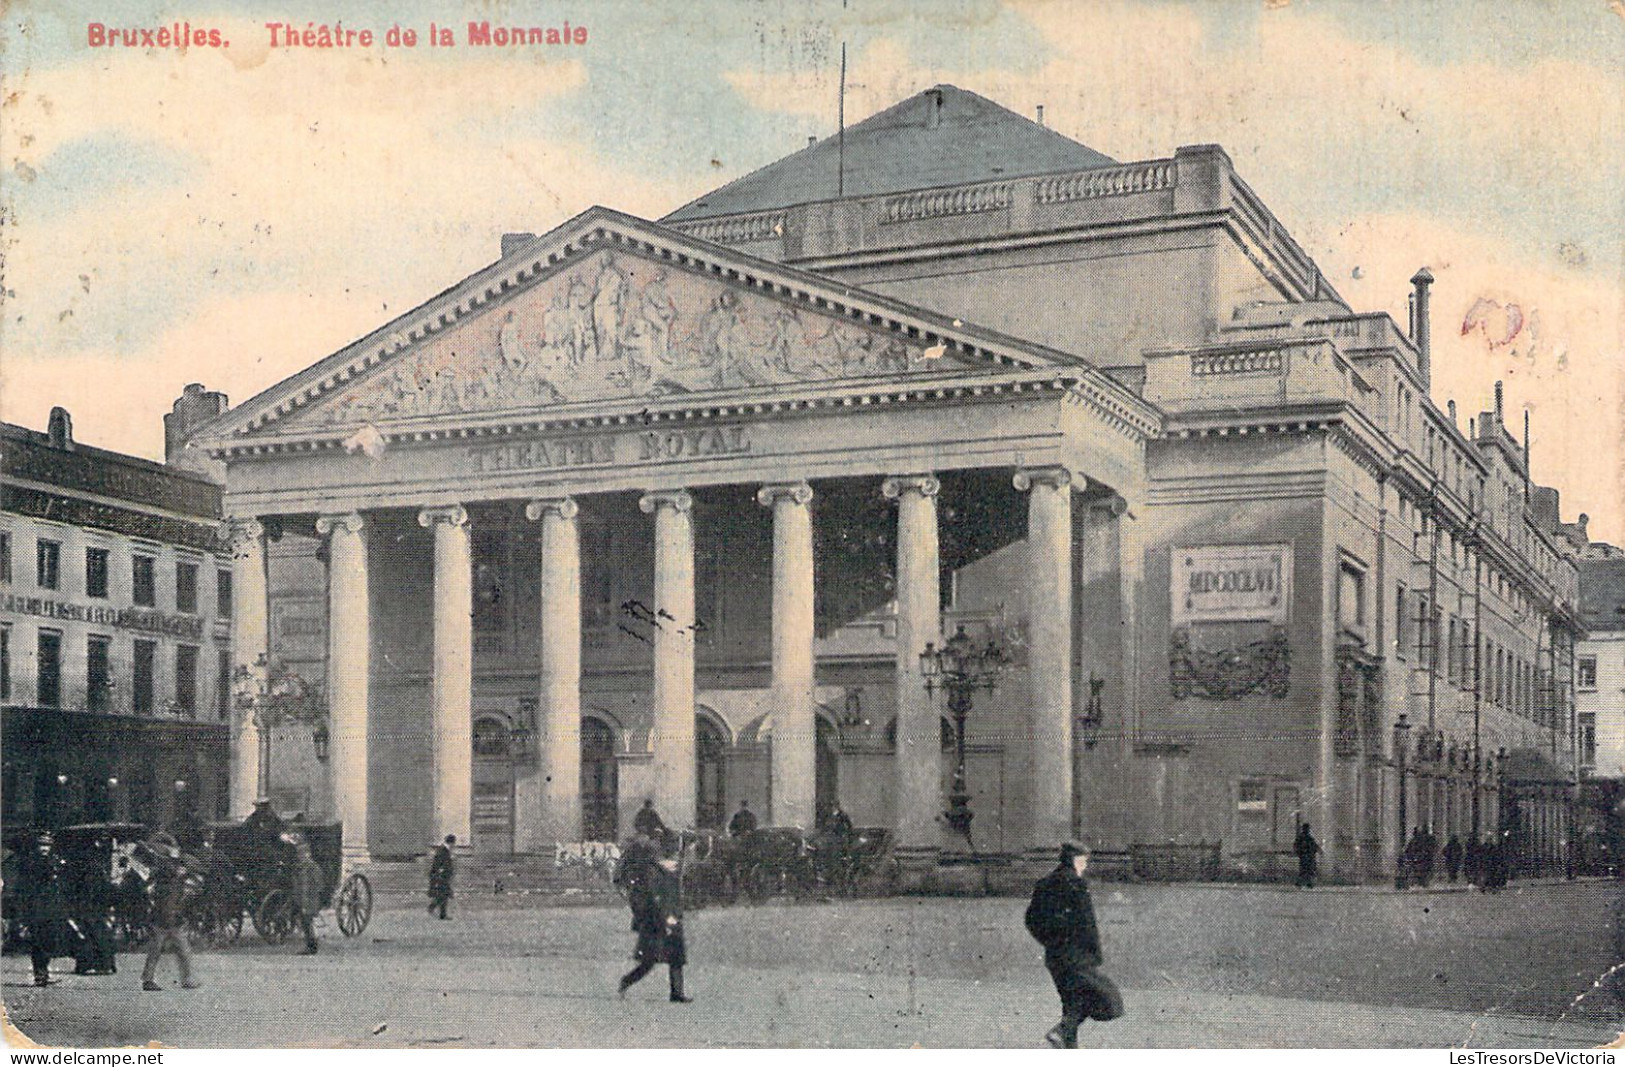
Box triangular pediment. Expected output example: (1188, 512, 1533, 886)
(209, 208, 1090, 445)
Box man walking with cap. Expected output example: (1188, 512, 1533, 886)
(1025, 841, 1122, 1048)
(140, 833, 200, 991)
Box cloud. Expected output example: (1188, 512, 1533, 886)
(1, 21, 690, 437)
(718, 1, 1625, 540)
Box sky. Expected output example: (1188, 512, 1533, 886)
(2, 0, 1622, 540)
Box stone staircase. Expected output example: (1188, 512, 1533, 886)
(359, 852, 620, 910)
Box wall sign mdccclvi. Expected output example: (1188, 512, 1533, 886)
(1170, 544, 1292, 701)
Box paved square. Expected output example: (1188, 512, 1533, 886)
(5, 879, 1621, 1048)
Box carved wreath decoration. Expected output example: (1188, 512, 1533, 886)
(1169, 625, 1291, 701)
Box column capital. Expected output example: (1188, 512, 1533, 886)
(882, 474, 940, 501)
(1013, 466, 1073, 493)
(639, 489, 694, 515)
(418, 504, 469, 529)
(756, 481, 814, 509)
(220, 516, 266, 557)
(1086, 494, 1131, 518)
(315, 511, 367, 538)
(525, 496, 579, 522)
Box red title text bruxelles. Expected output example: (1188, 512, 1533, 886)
(86, 21, 588, 49)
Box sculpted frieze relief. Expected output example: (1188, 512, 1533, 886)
(308, 250, 951, 426)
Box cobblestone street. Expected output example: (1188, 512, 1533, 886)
(5, 877, 1621, 1048)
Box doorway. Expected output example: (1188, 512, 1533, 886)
(581, 716, 618, 842)
(471, 716, 515, 854)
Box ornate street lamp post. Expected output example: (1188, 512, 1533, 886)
(920, 624, 1010, 847)
(233, 653, 328, 805)
(1394, 712, 1412, 889)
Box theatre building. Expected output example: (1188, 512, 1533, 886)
(194, 86, 1582, 881)
(1, 400, 233, 832)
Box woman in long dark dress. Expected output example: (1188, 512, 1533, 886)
(616, 834, 692, 1003)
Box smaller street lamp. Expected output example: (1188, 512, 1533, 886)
(234, 653, 328, 802)
(921, 624, 1010, 847)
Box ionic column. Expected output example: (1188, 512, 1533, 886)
(419, 505, 473, 847)
(883, 474, 941, 848)
(316, 512, 370, 864)
(640, 490, 696, 827)
(758, 481, 816, 828)
(224, 517, 268, 818)
(1015, 467, 1074, 849)
(524, 496, 582, 849)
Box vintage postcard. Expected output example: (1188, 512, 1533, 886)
(2, 0, 1622, 1053)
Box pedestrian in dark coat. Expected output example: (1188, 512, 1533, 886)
(1025, 841, 1122, 1048)
(139, 833, 200, 991)
(1293, 823, 1321, 888)
(427, 835, 456, 919)
(289, 836, 324, 955)
(18, 832, 73, 987)
(633, 800, 667, 840)
(1444, 835, 1464, 883)
(616, 836, 692, 1002)
(1465, 835, 1483, 887)
(1417, 827, 1437, 886)
(727, 799, 757, 839)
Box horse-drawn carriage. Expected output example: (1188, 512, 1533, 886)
(188, 820, 372, 946)
(679, 825, 897, 907)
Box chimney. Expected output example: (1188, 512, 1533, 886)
(1494, 380, 1504, 422)
(1469, 417, 1475, 438)
(1036, 104, 1045, 128)
(1447, 399, 1457, 424)
(501, 232, 536, 258)
(1410, 267, 1434, 390)
(925, 87, 944, 129)
(165, 383, 228, 466)
(807, 135, 817, 147)
(47, 407, 73, 451)
(1523, 408, 1531, 499)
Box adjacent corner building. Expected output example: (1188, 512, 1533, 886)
(2, 395, 233, 833)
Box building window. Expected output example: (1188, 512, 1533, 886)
(1446, 618, 1459, 684)
(175, 561, 199, 615)
(175, 645, 199, 717)
(1579, 655, 1598, 691)
(37, 629, 62, 708)
(471, 528, 507, 634)
(1237, 780, 1268, 823)
(85, 547, 110, 599)
(133, 639, 156, 715)
(87, 635, 112, 713)
(1395, 585, 1409, 661)
(1, 625, 10, 700)
(216, 569, 233, 618)
(133, 555, 156, 607)
(36, 539, 60, 591)
(1337, 562, 1366, 637)
(1581, 712, 1597, 767)
(216, 646, 232, 720)
(1414, 594, 1432, 663)
(0, 531, 11, 584)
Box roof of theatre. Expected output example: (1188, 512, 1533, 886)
(663, 84, 1117, 223)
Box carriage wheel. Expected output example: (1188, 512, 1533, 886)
(335, 873, 372, 937)
(254, 890, 294, 945)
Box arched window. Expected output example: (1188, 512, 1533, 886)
(883, 717, 956, 750)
